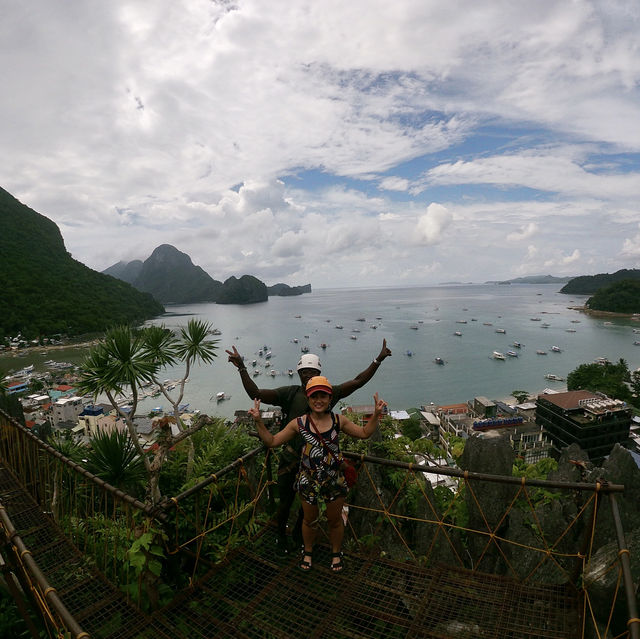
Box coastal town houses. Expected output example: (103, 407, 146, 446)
(535, 389, 632, 463)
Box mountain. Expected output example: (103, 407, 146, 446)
(104, 247, 311, 304)
(129, 244, 222, 304)
(0, 187, 164, 340)
(267, 283, 312, 296)
(217, 275, 268, 304)
(560, 269, 640, 295)
(102, 259, 143, 285)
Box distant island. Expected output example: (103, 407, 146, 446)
(103, 244, 311, 305)
(487, 275, 574, 285)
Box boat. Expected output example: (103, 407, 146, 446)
(566, 329, 576, 333)
(454, 331, 462, 336)
(506, 351, 518, 357)
(301, 345, 309, 352)
(545, 374, 564, 381)
(530, 318, 541, 321)
(216, 392, 226, 401)
(356, 318, 366, 322)
(634, 341, 640, 346)
(292, 338, 299, 343)
(492, 351, 506, 360)
(456, 320, 467, 324)
(350, 335, 357, 340)
(536, 350, 547, 355)
(320, 343, 328, 349)
(406, 350, 413, 357)
(512, 341, 522, 348)
(269, 370, 277, 376)
(541, 323, 550, 328)
(294, 315, 302, 318)
(253, 369, 261, 376)
(288, 369, 294, 376)
(551, 345, 562, 352)
(335, 325, 343, 329)
(434, 357, 444, 365)
(410, 325, 419, 330)
(495, 328, 506, 334)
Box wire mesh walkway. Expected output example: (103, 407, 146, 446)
(0, 458, 582, 639)
(156, 526, 582, 639)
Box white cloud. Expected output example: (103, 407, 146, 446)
(414, 204, 452, 245)
(507, 222, 539, 242)
(1, 1, 639, 288)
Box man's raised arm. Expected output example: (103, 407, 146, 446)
(336, 338, 392, 398)
(225, 345, 280, 404)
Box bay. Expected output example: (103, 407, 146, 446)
(4, 284, 639, 419)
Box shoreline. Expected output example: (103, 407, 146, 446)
(569, 305, 640, 320)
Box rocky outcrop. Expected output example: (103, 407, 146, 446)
(102, 259, 143, 285)
(267, 283, 311, 296)
(132, 244, 222, 304)
(216, 275, 268, 305)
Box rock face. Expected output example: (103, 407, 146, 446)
(267, 283, 311, 296)
(102, 260, 143, 285)
(132, 244, 222, 304)
(216, 275, 268, 305)
(103, 246, 307, 305)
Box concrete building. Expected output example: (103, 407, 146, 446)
(51, 396, 84, 426)
(535, 390, 632, 463)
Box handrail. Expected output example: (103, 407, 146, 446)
(0, 407, 165, 521)
(0, 502, 89, 638)
(342, 449, 625, 493)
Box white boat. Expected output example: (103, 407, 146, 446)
(288, 369, 294, 376)
(506, 351, 518, 357)
(495, 328, 506, 334)
(541, 323, 550, 328)
(536, 350, 547, 355)
(434, 357, 444, 365)
(456, 320, 467, 324)
(512, 341, 522, 348)
(551, 345, 562, 352)
(545, 374, 564, 381)
(335, 325, 343, 329)
(410, 325, 419, 330)
(253, 369, 261, 376)
(216, 392, 226, 401)
(269, 370, 277, 376)
(350, 335, 357, 340)
(454, 331, 462, 336)
(492, 351, 506, 360)
(530, 317, 541, 322)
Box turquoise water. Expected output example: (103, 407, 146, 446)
(5, 284, 639, 419)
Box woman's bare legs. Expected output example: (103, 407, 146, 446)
(326, 497, 345, 570)
(300, 500, 319, 569)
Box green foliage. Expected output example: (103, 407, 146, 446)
(85, 429, 147, 494)
(0, 584, 42, 639)
(511, 390, 530, 404)
(586, 279, 640, 314)
(567, 358, 632, 402)
(560, 269, 640, 295)
(400, 414, 423, 440)
(0, 186, 164, 340)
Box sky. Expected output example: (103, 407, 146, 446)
(2, 1, 640, 289)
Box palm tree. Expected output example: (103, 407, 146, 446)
(85, 429, 147, 494)
(76, 320, 219, 505)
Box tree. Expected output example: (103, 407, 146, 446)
(511, 390, 530, 404)
(85, 429, 147, 494)
(76, 320, 219, 505)
(567, 358, 632, 402)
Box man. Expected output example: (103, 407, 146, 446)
(226, 339, 391, 555)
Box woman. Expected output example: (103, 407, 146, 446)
(249, 375, 387, 572)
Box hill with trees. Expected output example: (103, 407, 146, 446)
(104, 246, 310, 304)
(0, 187, 164, 340)
(586, 279, 640, 314)
(559, 269, 640, 295)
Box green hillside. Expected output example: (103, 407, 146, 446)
(0, 187, 164, 340)
(586, 279, 640, 314)
(560, 269, 640, 295)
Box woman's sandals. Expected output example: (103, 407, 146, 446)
(298, 549, 313, 572)
(330, 552, 344, 573)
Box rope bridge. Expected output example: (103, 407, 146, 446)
(0, 409, 637, 639)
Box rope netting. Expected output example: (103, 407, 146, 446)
(0, 409, 637, 639)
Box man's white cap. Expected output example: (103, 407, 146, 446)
(297, 353, 321, 372)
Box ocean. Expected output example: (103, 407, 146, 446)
(4, 284, 639, 419)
